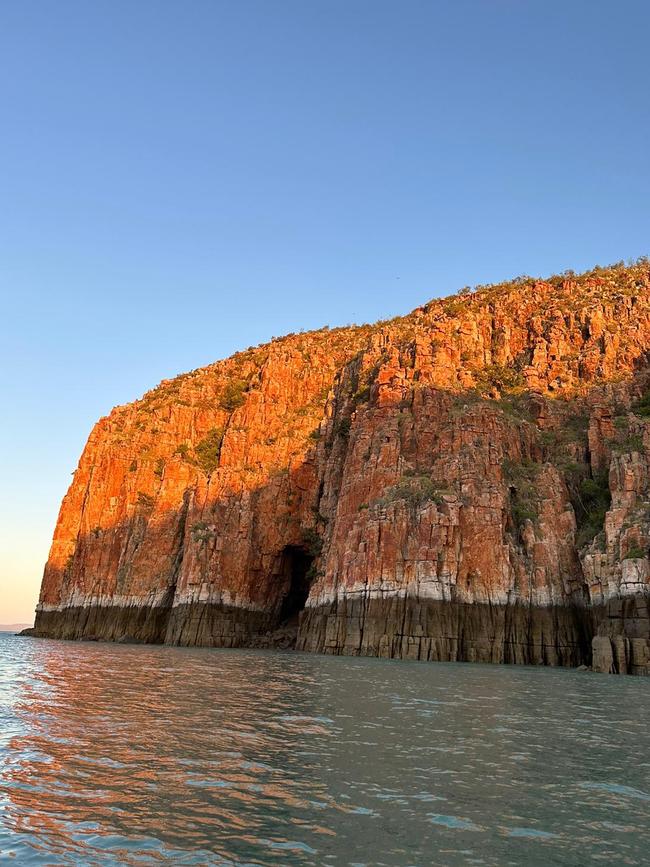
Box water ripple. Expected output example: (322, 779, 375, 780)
(1, 634, 649, 865)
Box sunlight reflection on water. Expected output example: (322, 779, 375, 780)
(0, 633, 649, 866)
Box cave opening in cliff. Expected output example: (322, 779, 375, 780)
(277, 546, 314, 623)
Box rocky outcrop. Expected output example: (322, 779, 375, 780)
(33, 261, 650, 673)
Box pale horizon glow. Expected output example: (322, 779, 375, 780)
(2, 0, 650, 623)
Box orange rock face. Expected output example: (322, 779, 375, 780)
(34, 262, 650, 673)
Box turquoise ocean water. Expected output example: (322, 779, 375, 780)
(0, 632, 648, 866)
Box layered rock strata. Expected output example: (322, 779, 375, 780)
(33, 262, 650, 673)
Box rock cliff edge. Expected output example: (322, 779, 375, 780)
(33, 261, 650, 674)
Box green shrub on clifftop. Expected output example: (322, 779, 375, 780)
(475, 363, 524, 394)
(379, 475, 446, 509)
(632, 390, 650, 418)
(623, 545, 647, 560)
(575, 472, 611, 547)
(302, 528, 323, 557)
(194, 428, 224, 474)
(219, 379, 247, 411)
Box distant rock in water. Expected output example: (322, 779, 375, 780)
(32, 261, 650, 674)
(2, 624, 34, 634)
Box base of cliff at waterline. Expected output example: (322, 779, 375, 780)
(297, 596, 594, 667)
(591, 592, 650, 675)
(30, 596, 594, 667)
(31, 602, 278, 647)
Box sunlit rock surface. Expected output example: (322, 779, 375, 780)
(33, 262, 650, 673)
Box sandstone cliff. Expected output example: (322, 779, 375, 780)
(33, 261, 650, 673)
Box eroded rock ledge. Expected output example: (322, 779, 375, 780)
(33, 597, 594, 665)
(31, 261, 650, 674)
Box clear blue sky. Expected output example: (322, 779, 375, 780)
(1, 0, 649, 622)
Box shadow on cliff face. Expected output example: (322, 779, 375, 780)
(34, 509, 321, 648)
